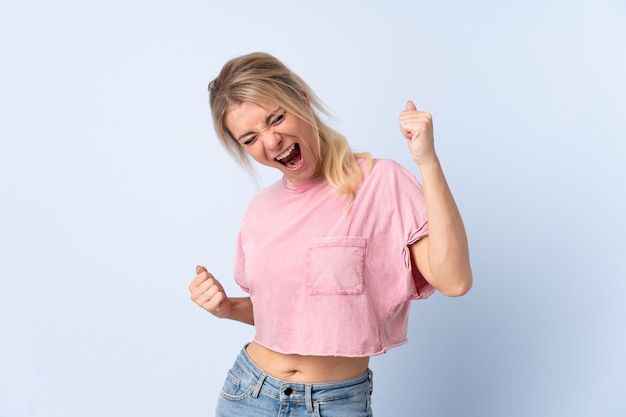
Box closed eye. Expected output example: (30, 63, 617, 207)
(243, 135, 257, 146)
(270, 111, 286, 126)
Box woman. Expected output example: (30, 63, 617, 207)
(189, 52, 472, 416)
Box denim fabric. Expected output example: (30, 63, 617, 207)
(216, 346, 374, 417)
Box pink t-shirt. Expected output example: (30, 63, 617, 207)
(234, 158, 434, 357)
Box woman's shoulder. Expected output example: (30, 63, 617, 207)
(370, 157, 399, 170)
(358, 158, 422, 195)
(247, 179, 284, 205)
(367, 158, 416, 179)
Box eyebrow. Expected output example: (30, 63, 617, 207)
(236, 107, 282, 142)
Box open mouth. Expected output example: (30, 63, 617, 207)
(275, 143, 302, 168)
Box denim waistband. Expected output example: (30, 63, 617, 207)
(232, 345, 373, 413)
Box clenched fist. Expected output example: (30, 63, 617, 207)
(189, 265, 232, 318)
(399, 100, 438, 167)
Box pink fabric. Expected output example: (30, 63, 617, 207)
(234, 158, 434, 357)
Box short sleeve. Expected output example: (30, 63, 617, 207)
(378, 160, 434, 299)
(233, 232, 249, 293)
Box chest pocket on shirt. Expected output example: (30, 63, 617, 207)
(306, 237, 366, 295)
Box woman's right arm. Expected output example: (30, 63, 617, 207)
(189, 265, 254, 325)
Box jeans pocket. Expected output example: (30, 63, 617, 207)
(219, 368, 254, 401)
(314, 392, 373, 417)
(307, 237, 367, 295)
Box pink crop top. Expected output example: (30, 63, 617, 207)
(234, 158, 434, 357)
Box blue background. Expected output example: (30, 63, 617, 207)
(1, 1, 625, 416)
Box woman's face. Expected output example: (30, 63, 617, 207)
(225, 100, 322, 183)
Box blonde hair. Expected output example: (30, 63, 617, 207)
(208, 52, 371, 200)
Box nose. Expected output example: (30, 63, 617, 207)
(260, 129, 283, 150)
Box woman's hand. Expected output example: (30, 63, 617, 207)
(188, 266, 255, 324)
(189, 265, 232, 318)
(399, 100, 437, 167)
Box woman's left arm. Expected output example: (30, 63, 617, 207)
(400, 100, 472, 296)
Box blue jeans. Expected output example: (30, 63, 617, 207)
(216, 346, 374, 417)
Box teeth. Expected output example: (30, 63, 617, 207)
(276, 144, 296, 161)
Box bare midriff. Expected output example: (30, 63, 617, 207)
(245, 341, 370, 383)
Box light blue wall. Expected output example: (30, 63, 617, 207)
(1, 1, 624, 416)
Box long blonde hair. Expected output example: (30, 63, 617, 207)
(208, 52, 371, 199)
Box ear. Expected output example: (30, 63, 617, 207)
(300, 91, 310, 107)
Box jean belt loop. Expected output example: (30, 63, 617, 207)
(368, 369, 374, 395)
(251, 373, 267, 399)
(305, 384, 313, 413)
